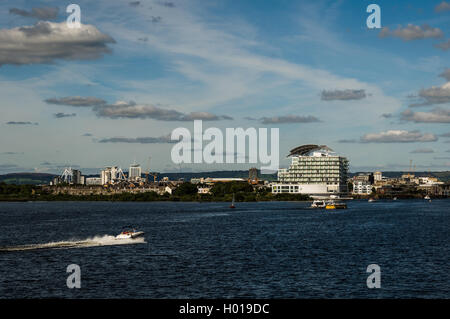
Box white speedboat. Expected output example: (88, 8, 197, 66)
(311, 200, 326, 208)
(115, 228, 145, 239)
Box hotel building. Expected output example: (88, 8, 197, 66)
(272, 145, 349, 196)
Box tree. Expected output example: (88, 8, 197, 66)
(173, 182, 198, 196)
(347, 182, 353, 192)
(210, 182, 253, 196)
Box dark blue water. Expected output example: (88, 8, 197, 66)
(0, 200, 448, 298)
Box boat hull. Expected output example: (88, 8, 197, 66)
(325, 203, 347, 209)
(115, 231, 145, 239)
(311, 200, 326, 208)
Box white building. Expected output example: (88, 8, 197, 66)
(190, 178, 204, 184)
(417, 177, 443, 187)
(198, 187, 211, 194)
(272, 145, 349, 196)
(86, 177, 102, 185)
(101, 166, 126, 185)
(165, 186, 174, 194)
(353, 181, 372, 195)
(374, 171, 382, 182)
(59, 167, 84, 185)
(204, 178, 246, 184)
(129, 164, 142, 181)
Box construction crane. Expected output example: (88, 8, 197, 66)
(144, 157, 158, 183)
(61, 167, 74, 184)
(405, 159, 413, 178)
(149, 158, 158, 183)
(117, 167, 127, 181)
(145, 157, 151, 184)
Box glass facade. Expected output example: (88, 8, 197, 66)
(278, 156, 348, 185)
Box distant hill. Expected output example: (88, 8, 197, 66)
(0, 173, 57, 185)
(154, 170, 277, 182)
(157, 171, 450, 182)
(348, 171, 450, 182)
(1, 170, 449, 185)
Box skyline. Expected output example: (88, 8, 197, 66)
(1, 0, 450, 174)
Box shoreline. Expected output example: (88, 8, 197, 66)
(1, 197, 448, 203)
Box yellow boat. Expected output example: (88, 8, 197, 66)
(325, 201, 347, 209)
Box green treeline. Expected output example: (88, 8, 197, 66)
(0, 182, 311, 202)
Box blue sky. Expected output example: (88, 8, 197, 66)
(0, 0, 449, 174)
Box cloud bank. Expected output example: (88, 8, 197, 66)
(6, 121, 38, 125)
(54, 113, 76, 118)
(45, 96, 233, 122)
(45, 96, 107, 107)
(361, 130, 438, 143)
(98, 135, 176, 144)
(92, 101, 231, 121)
(401, 108, 450, 123)
(410, 148, 434, 153)
(9, 7, 59, 20)
(259, 115, 320, 124)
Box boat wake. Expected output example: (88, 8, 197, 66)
(0, 235, 146, 252)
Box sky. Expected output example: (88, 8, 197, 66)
(0, 0, 450, 175)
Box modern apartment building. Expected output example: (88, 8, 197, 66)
(272, 144, 349, 196)
(129, 164, 142, 181)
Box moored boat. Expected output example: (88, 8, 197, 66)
(230, 193, 236, 209)
(311, 200, 326, 208)
(325, 200, 347, 209)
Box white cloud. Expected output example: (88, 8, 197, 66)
(98, 0, 398, 112)
(321, 89, 366, 101)
(439, 68, 450, 81)
(434, 39, 450, 51)
(435, 1, 450, 13)
(0, 21, 115, 66)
